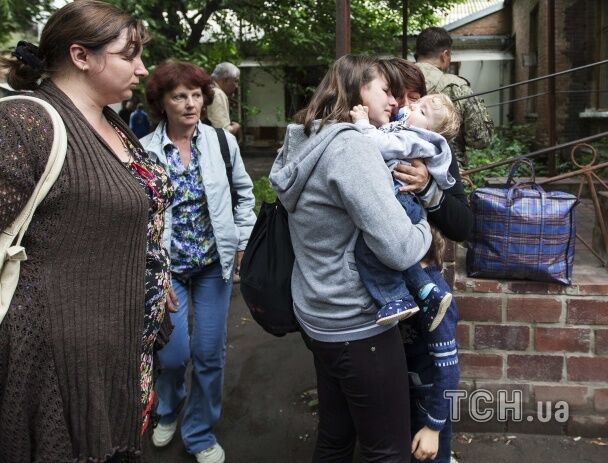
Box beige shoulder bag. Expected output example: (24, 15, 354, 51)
(0, 95, 67, 324)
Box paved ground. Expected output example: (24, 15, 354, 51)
(145, 287, 316, 462)
(144, 287, 608, 463)
(241, 153, 276, 180)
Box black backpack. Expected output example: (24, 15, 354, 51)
(239, 200, 299, 337)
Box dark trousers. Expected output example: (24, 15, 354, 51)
(304, 327, 411, 463)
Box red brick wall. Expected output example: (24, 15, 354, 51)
(447, 242, 608, 436)
(511, 0, 567, 142)
(451, 8, 511, 36)
(510, 0, 603, 143)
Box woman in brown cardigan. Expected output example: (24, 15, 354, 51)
(0, 1, 175, 461)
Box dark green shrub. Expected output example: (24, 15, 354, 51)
(466, 124, 535, 189)
(252, 176, 277, 214)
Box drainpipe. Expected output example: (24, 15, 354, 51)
(336, 0, 351, 58)
(402, 0, 409, 58)
(547, 0, 557, 175)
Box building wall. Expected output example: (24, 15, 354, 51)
(449, 8, 513, 127)
(242, 67, 287, 128)
(561, 0, 605, 140)
(451, 8, 512, 36)
(511, 0, 603, 143)
(458, 59, 511, 127)
(511, 0, 545, 137)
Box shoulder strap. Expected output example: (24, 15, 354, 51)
(215, 127, 238, 210)
(0, 95, 67, 322)
(0, 95, 68, 255)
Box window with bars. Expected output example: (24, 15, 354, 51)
(597, 0, 608, 109)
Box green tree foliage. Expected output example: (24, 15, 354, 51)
(107, 0, 465, 67)
(0, 0, 465, 67)
(0, 0, 53, 46)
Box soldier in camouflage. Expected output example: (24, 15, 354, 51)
(415, 27, 494, 168)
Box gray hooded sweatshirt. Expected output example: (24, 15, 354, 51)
(269, 122, 432, 342)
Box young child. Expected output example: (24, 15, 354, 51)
(403, 261, 459, 463)
(350, 93, 460, 330)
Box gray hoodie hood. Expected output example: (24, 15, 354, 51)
(269, 122, 358, 212)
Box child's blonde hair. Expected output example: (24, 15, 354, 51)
(425, 93, 460, 141)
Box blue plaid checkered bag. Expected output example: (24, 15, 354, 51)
(467, 158, 578, 285)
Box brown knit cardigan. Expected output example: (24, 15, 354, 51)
(0, 80, 152, 462)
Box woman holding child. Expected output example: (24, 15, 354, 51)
(345, 57, 470, 462)
(270, 55, 432, 461)
(385, 58, 473, 463)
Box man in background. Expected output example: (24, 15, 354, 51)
(130, 103, 151, 138)
(119, 100, 133, 125)
(415, 26, 494, 167)
(207, 62, 241, 136)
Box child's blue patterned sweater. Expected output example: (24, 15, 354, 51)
(402, 266, 460, 431)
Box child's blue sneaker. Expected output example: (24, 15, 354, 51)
(417, 284, 452, 332)
(376, 298, 420, 325)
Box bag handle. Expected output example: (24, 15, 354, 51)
(0, 95, 67, 250)
(506, 181, 546, 206)
(506, 157, 535, 187)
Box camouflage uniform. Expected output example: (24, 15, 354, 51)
(416, 62, 494, 168)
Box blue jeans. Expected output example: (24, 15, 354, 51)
(355, 189, 433, 307)
(410, 392, 453, 463)
(155, 262, 232, 454)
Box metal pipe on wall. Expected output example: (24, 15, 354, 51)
(402, 0, 409, 58)
(547, 0, 557, 175)
(336, 0, 351, 58)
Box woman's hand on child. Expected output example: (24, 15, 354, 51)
(349, 104, 369, 123)
(393, 159, 430, 192)
(411, 426, 439, 461)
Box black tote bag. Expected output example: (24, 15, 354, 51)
(240, 200, 299, 336)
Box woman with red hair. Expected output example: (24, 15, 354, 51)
(141, 60, 256, 463)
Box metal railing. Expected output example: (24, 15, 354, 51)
(452, 58, 608, 102)
(454, 58, 608, 177)
(462, 132, 608, 177)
